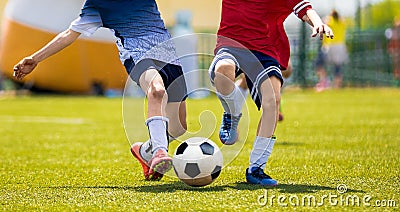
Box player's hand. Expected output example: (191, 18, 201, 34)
(311, 24, 334, 40)
(13, 57, 38, 80)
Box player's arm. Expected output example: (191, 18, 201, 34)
(13, 29, 81, 80)
(302, 9, 334, 40)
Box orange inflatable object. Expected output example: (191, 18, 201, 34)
(0, 0, 127, 93)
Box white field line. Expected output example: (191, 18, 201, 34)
(0, 115, 90, 125)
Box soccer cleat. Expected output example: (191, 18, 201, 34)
(130, 142, 163, 181)
(219, 112, 242, 145)
(246, 167, 278, 186)
(148, 149, 173, 179)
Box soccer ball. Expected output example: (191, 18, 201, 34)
(173, 137, 223, 187)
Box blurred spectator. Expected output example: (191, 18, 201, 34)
(315, 10, 348, 91)
(387, 17, 400, 81)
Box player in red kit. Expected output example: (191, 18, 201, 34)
(208, 0, 333, 185)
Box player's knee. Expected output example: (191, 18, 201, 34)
(261, 92, 281, 110)
(215, 59, 235, 76)
(148, 81, 166, 100)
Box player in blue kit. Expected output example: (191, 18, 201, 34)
(13, 0, 187, 181)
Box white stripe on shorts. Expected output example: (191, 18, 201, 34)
(250, 66, 281, 101)
(209, 51, 240, 84)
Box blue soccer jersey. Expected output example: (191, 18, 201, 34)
(69, 0, 180, 68)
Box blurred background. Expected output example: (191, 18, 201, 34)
(0, 0, 399, 96)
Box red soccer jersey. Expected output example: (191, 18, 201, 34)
(216, 0, 312, 69)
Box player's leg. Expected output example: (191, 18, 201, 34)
(236, 73, 249, 98)
(257, 76, 281, 138)
(133, 61, 188, 180)
(165, 101, 187, 139)
(279, 59, 293, 121)
(333, 64, 343, 88)
(132, 103, 186, 181)
(214, 59, 236, 94)
(315, 48, 329, 92)
(132, 67, 172, 180)
(161, 62, 188, 140)
(212, 59, 246, 145)
(134, 101, 187, 178)
(315, 66, 329, 92)
(246, 68, 282, 186)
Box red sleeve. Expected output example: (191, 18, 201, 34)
(288, 0, 312, 20)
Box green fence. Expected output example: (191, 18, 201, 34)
(288, 23, 398, 87)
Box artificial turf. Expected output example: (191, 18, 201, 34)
(0, 88, 398, 210)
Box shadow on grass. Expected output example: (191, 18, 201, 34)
(47, 182, 363, 194)
(132, 181, 229, 192)
(230, 182, 364, 194)
(47, 181, 228, 193)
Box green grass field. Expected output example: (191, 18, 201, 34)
(1, 88, 399, 211)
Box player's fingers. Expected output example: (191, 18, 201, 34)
(14, 63, 21, 71)
(323, 27, 331, 39)
(328, 30, 334, 39)
(18, 73, 25, 80)
(13, 65, 21, 78)
(319, 26, 324, 40)
(311, 27, 318, 37)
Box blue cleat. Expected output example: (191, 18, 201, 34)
(219, 112, 242, 145)
(246, 167, 278, 186)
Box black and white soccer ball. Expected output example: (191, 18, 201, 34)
(173, 137, 223, 187)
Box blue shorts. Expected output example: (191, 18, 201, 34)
(209, 47, 283, 110)
(125, 58, 187, 103)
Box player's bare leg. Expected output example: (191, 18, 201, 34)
(246, 76, 281, 186)
(315, 65, 329, 92)
(214, 59, 243, 145)
(131, 102, 187, 181)
(214, 59, 236, 95)
(257, 76, 281, 138)
(165, 101, 187, 139)
(130, 68, 172, 180)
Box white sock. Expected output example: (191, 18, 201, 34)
(217, 85, 245, 116)
(248, 136, 276, 173)
(238, 87, 249, 100)
(140, 140, 153, 162)
(235, 81, 249, 100)
(145, 116, 169, 156)
(140, 134, 176, 162)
